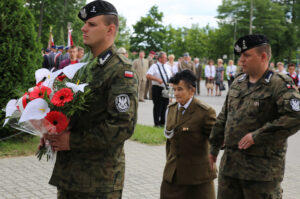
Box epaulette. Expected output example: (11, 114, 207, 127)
(168, 101, 177, 108)
(195, 100, 210, 111)
(117, 53, 132, 66)
(276, 72, 298, 89)
(277, 72, 294, 83)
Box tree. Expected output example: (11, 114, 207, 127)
(115, 15, 131, 50)
(0, 0, 42, 135)
(130, 5, 165, 54)
(25, 0, 86, 48)
(217, 0, 288, 62)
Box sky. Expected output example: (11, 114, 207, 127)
(86, 0, 222, 30)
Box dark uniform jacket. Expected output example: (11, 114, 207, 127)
(163, 98, 217, 185)
(210, 68, 300, 182)
(49, 45, 138, 192)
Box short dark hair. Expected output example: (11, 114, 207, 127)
(255, 44, 272, 61)
(169, 70, 196, 88)
(288, 63, 296, 68)
(103, 15, 119, 32)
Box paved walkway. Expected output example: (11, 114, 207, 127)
(0, 82, 299, 199)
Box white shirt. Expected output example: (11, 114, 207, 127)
(298, 74, 300, 87)
(205, 65, 216, 78)
(226, 65, 237, 80)
(178, 97, 193, 115)
(147, 61, 172, 88)
(276, 69, 287, 74)
(166, 61, 179, 76)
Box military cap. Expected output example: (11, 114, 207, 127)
(234, 34, 269, 55)
(184, 52, 190, 57)
(51, 45, 56, 49)
(78, 0, 118, 21)
(117, 47, 127, 54)
(45, 48, 51, 53)
(57, 45, 64, 50)
(64, 46, 69, 50)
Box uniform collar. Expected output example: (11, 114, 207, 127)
(97, 44, 116, 67)
(237, 68, 273, 85)
(178, 97, 193, 110)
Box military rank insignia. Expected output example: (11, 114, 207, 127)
(115, 94, 130, 112)
(98, 50, 112, 66)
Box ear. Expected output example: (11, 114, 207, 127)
(107, 24, 116, 36)
(261, 52, 268, 62)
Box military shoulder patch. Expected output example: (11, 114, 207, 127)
(115, 94, 130, 112)
(124, 70, 133, 78)
(98, 50, 113, 66)
(290, 98, 300, 111)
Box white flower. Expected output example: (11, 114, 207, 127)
(65, 82, 88, 93)
(35, 68, 62, 89)
(3, 99, 18, 127)
(19, 98, 50, 123)
(63, 62, 87, 79)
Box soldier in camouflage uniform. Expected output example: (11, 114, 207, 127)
(44, 1, 138, 198)
(209, 34, 300, 199)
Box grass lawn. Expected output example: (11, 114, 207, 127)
(0, 135, 40, 158)
(131, 124, 166, 145)
(0, 124, 165, 158)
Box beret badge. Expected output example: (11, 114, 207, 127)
(234, 45, 241, 53)
(80, 8, 87, 19)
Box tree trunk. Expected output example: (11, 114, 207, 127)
(37, 0, 45, 40)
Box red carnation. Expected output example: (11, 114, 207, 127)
(44, 111, 69, 133)
(57, 74, 67, 81)
(29, 86, 52, 100)
(51, 88, 73, 107)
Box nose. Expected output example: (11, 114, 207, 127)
(81, 23, 88, 33)
(239, 54, 245, 62)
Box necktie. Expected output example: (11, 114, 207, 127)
(177, 107, 185, 122)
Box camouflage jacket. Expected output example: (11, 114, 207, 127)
(49, 45, 138, 192)
(209, 68, 300, 181)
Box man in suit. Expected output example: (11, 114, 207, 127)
(194, 57, 202, 95)
(180, 53, 196, 75)
(133, 50, 149, 102)
(161, 70, 217, 199)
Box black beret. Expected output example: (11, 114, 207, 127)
(78, 0, 118, 21)
(234, 34, 269, 55)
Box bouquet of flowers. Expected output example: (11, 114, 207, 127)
(3, 62, 89, 161)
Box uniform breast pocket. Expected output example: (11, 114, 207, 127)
(248, 94, 272, 116)
(228, 89, 241, 111)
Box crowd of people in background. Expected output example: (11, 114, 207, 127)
(40, 45, 300, 128)
(41, 45, 85, 70)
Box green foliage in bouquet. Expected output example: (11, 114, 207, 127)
(0, 0, 42, 137)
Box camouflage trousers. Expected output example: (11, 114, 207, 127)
(217, 174, 282, 199)
(57, 188, 122, 199)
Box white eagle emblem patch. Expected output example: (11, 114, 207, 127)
(115, 94, 130, 112)
(290, 99, 300, 111)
